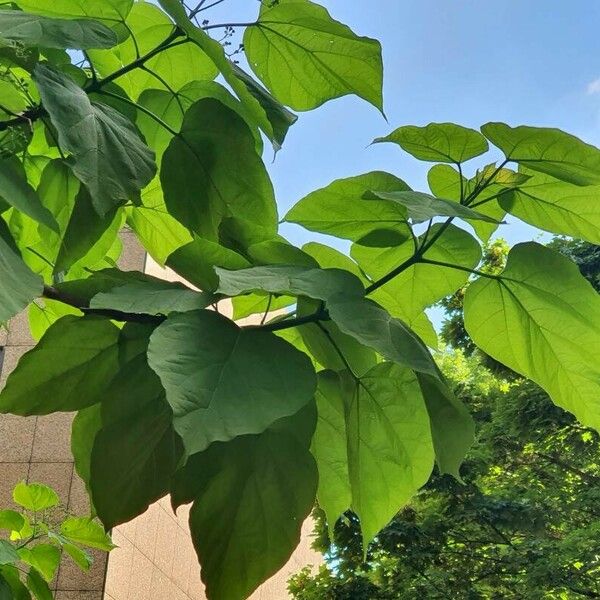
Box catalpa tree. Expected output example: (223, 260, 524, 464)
(0, 1, 599, 599)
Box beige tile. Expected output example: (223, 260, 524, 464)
(27, 462, 74, 507)
(67, 474, 93, 516)
(55, 592, 103, 600)
(117, 516, 138, 545)
(187, 563, 206, 600)
(0, 345, 30, 389)
(129, 550, 153, 600)
(0, 414, 36, 462)
(134, 504, 159, 560)
(0, 463, 28, 508)
(153, 510, 176, 576)
(151, 568, 173, 599)
(57, 547, 107, 592)
(105, 530, 134, 600)
(6, 310, 34, 346)
(0, 324, 8, 345)
(172, 526, 193, 595)
(118, 231, 146, 272)
(31, 412, 74, 462)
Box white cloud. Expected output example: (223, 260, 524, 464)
(587, 78, 600, 95)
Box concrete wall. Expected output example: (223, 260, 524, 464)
(0, 233, 321, 599)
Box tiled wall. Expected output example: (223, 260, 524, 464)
(0, 233, 321, 599)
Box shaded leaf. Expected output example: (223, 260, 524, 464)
(33, 65, 156, 215)
(147, 310, 316, 455)
(0, 10, 117, 49)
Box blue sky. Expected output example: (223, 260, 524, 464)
(208, 0, 600, 248)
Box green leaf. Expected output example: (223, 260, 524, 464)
(0, 566, 30, 600)
(88, 2, 217, 100)
(216, 265, 439, 376)
(84, 324, 184, 528)
(365, 190, 503, 224)
(0, 574, 10, 600)
(25, 569, 51, 600)
(0, 10, 117, 49)
(0, 511, 24, 533)
(59, 518, 114, 551)
(312, 365, 434, 546)
(15, 0, 133, 25)
(464, 242, 600, 432)
(90, 279, 213, 315)
(481, 122, 600, 186)
(0, 222, 44, 324)
(55, 186, 124, 273)
(232, 64, 298, 148)
(71, 404, 102, 503)
(33, 65, 156, 215)
(417, 373, 474, 479)
(351, 224, 482, 345)
(0, 316, 121, 415)
(18, 545, 60, 582)
(161, 98, 277, 242)
(244, 0, 383, 112)
(303, 242, 367, 280)
(157, 0, 277, 145)
(374, 123, 488, 163)
(12, 482, 59, 512)
(92, 397, 183, 529)
(0, 541, 19, 566)
(285, 171, 411, 243)
(63, 544, 92, 571)
(499, 169, 600, 244)
(28, 299, 82, 342)
(427, 163, 508, 242)
(147, 310, 316, 455)
(0, 160, 58, 232)
(171, 408, 317, 600)
(166, 237, 251, 292)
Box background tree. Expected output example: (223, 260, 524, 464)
(289, 238, 600, 600)
(0, 2, 599, 599)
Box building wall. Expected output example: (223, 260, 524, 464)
(0, 233, 321, 599)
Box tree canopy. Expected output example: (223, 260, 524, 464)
(0, 1, 599, 599)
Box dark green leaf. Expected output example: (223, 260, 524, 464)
(25, 569, 51, 600)
(90, 279, 213, 315)
(172, 408, 317, 600)
(285, 171, 411, 243)
(147, 310, 316, 454)
(0, 316, 121, 415)
(244, 0, 383, 111)
(0, 222, 43, 324)
(0, 566, 30, 600)
(0, 10, 117, 49)
(374, 123, 488, 163)
(161, 98, 277, 242)
(0, 541, 18, 566)
(33, 65, 156, 215)
(481, 122, 600, 185)
(15, 0, 133, 27)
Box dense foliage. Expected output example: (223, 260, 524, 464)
(0, 1, 599, 598)
(0, 482, 113, 599)
(289, 240, 600, 599)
